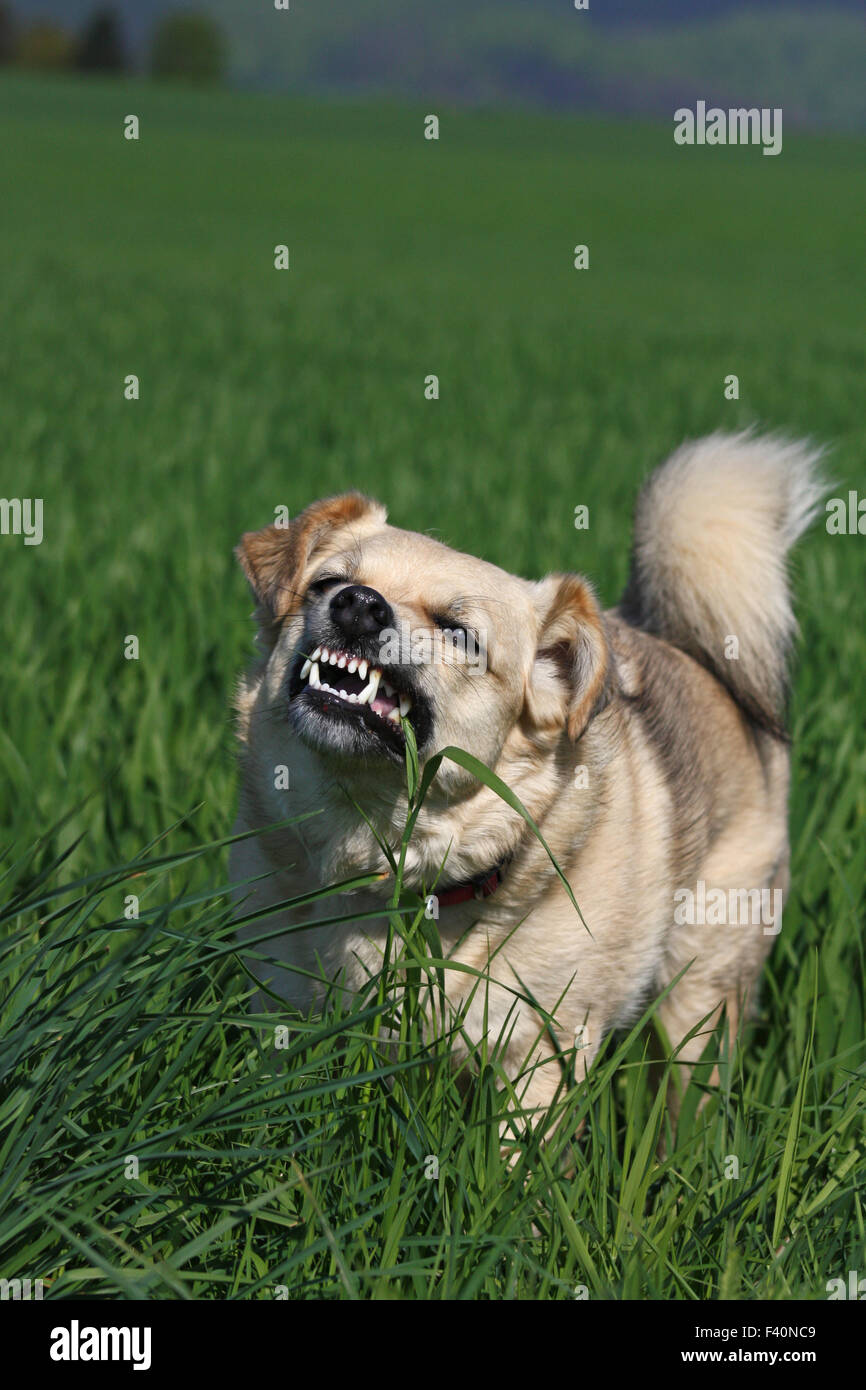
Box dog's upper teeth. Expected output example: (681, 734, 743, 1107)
(303, 650, 406, 725)
(360, 668, 381, 704)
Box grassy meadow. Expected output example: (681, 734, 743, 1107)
(0, 71, 864, 1300)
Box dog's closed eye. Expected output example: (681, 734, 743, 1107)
(307, 574, 352, 596)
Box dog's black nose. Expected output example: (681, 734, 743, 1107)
(330, 584, 394, 637)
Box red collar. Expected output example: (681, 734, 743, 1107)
(435, 858, 510, 908)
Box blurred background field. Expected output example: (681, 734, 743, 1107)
(1, 68, 863, 862)
(0, 4, 864, 1299)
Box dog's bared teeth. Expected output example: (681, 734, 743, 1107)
(305, 652, 406, 725)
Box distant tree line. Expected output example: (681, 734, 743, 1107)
(0, 4, 227, 82)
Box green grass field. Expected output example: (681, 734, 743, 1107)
(1, 71, 864, 1300)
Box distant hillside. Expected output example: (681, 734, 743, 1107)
(216, 2, 866, 131)
(6, 1, 866, 130)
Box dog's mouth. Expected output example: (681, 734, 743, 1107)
(287, 642, 431, 761)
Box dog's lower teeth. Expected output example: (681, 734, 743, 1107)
(310, 662, 320, 687)
(388, 708, 400, 723)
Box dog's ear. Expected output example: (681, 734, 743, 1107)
(236, 492, 386, 637)
(524, 574, 616, 741)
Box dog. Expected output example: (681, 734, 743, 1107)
(229, 431, 823, 1119)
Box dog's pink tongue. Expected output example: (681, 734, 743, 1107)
(371, 691, 398, 718)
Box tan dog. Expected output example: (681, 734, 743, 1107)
(230, 432, 823, 1117)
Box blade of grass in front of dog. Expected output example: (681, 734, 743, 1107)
(403, 717, 420, 805)
(534, 1144, 604, 1295)
(614, 1042, 667, 1248)
(411, 744, 588, 929)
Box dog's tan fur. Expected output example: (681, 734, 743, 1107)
(230, 431, 823, 1115)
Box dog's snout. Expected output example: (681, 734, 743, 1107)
(330, 584, 394, 637)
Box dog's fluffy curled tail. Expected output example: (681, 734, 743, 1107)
(620, 430, 826, 736)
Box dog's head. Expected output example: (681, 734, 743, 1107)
(236, 493, 615, 786)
